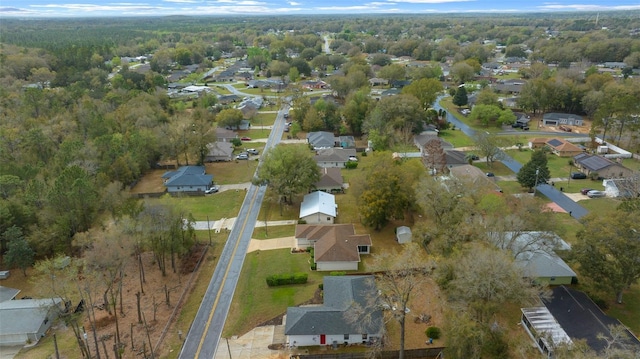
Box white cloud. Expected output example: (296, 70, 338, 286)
(537, 4, 640, 11)
(386, 0, 473, 3)
(288, 1, 301, 5)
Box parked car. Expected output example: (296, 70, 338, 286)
(247, 148, 259, 155)
(587, 190, 606, 198)
(469, 154, 480, 161)
(205, 186, 219, 194)
(236, 153, 249, 160)
(511, 122, 522, 128)
(240, 136, 251, 141)
(522, 126, 530, 131)
(580, 188, 593, 195)
(348, 156, 358, 162)
(486, 172, 495, 177)
(571, 172, 587, 179)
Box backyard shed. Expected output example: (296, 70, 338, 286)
(396, 226, 412, 244)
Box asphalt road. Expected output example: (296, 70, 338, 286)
(434, 96, 589, 219)
(178, 100, 288, 358)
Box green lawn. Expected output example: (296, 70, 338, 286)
(160, 191, 245, 220)
(475, 160, 514, 176)
(607, 283, 640, 335)
(207, 160, 258, 185)
(252, 224, 296, 239)
(212, 84, 232, 95)
(238, 128, 270, 139)
(223, 248, 325, 337)
(506, 149, 579, 179)
(254, 112, 277, 126)
(622, 158, 640, 172)
(439, 128, 476, 147)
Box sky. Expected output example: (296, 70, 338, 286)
(1, 0, 640, 17)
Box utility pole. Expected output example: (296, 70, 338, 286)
(534, 168, 540, 196)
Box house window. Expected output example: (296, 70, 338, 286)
(358, 245, 368, 253)
(344, 334, 349, 340)
(362, 334, 367, 340)
(550, 277, 556, 282)
(327, 217, 331, 221)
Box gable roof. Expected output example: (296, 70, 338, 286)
(285, 276, 383, 336)
(0, 298, 63, 337)
(414, 134, 453, 150)
(307, 131, 335, 148)
(296, 224, 372, 263)
(544, 138, 583, 153)
(206, 141, 234, 157)
(315, 167, 343, 189)
(573, 153, 626, 172)
(300, 191, 337, 219)
(489, 231, 575, 279)
(543, 112, 583, 121)
(445, 150, 468, 166)
(314, 148, 357, 163)
(542, 286, 640, 353)
(162, 166, 213, 187)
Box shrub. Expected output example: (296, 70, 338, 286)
(345, 161, 358, 169)
(329, 271, 346, 276)
(266, 272, 309, 286)
(298, 219, 307, 224)
(425, 327, 441, 340)
(310, 263, 317, 270)
(318, 283, 323, 290)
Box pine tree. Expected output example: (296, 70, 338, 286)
(452, 86, 468, 107)
(517, 150, 551, 190)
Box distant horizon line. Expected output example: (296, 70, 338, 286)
(2, 9, 639, 19)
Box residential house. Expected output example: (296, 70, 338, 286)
(299, 191, 337, 224)
(205, 142, 234, 162)
(162, 166, 213, 193)
(285, 275, 383, 347)
(494, 79, 526, 94)
(603, 177, 640, 198)
(307, 131, 336, 149)
(413, 133, 453, 155)
(489, 231, 576, 285)
(573, 153, 634, 179)
(301, 80, 328, 90)
(396, 226, 412, 244)
(0, 297, 64, 346)
(314, 167, 344, 193)
(381, 88, 401, 97)
(529, 138, 584, 157)
(521, 286, 640, 358)
(444, 150, 469, 169)
(295, 224, 371, 271)
(215, 127, 238, 142)
(369, 78, 389, 87)
(217, 94, 240, 104)
(543, 113, 583, 127)
(390, 80, 411, 88)
(448, 164, 503, 193)
(314, 148, 357, 168)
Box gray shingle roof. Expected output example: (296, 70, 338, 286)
(0, 298, 63, 337)
(163, 166, 213, 187)
(285, 276, 383, 336)
(307, 131, 336, 148)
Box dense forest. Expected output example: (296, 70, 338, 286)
(1, 12, 640, 262)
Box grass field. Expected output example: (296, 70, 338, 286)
(159, 190, 245, 220)
(223, 248, 325, 337)
(252, 224, 296, 239)
(607, 283, 640, 335)
(439, 128, 476, 147)
(206, 159, 258, 185)
(254, 112, 277, 126)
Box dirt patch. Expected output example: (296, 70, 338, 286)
(129, 169, 169, 194)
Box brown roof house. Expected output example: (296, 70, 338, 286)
(295, 224, 371, 271)
(314, 167, 344, 193)
(205, 141, 233, 162)
(529, 138, 584, 157)
(573, 153, 635, 179)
